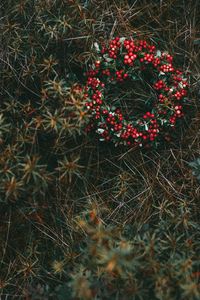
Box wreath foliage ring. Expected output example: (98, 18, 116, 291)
(84, 37, 189, 147)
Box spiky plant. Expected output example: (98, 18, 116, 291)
(1, 1, 200, 300)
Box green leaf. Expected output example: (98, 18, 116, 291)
(193, 39, 200, 45)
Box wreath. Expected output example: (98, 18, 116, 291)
(84, 37, 189, 147)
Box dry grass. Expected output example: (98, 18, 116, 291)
(1, 0, 200, 299)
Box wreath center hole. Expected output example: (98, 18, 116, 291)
(106, 70, 156, 119)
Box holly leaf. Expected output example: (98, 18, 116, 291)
(156, 50, 162, 57)
(93, 42, 100, 53)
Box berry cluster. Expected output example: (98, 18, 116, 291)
(153, 80, 167, 90)
(160, 63, 174, 73)
(115, 70, 129, 81)
(84, 37, 189, 147)
(108, 37, 121, 59)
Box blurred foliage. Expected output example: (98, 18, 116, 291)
(188, 158, 200, 182)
